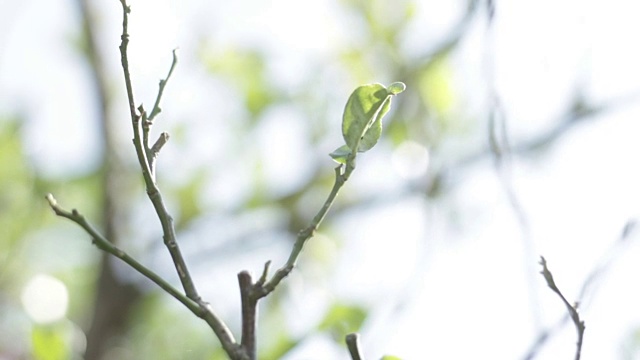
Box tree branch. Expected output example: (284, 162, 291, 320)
(45, 193, 200, 315)
(257, 164, 348, 297)
(46, 193, 244, 358)
(524, 221, 635, 360)
(117, 0, 199, 303)
(233, 157, 358, 357)
(149, 131, 170, 174)
(238, 272, 258, 360)
(538, 257, 585, 360)
(148, 49, 178, 122)
(75, 2, 245, 358)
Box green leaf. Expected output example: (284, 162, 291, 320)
(318, 303, 367, 342)
(387, 82, 406, 95)
(342, 83, 387, 152)
(341, 83, 404, 154)
(359, 95, 390, 152)
(381, 356, 403, 360)
(31, 325, 68, 360)
(329, 144, 352, 164)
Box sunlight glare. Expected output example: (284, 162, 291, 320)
(391, 141, 430, 180)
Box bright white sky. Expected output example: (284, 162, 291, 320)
(2, 0, 640, 359)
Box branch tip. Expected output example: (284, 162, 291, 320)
(346, 333, 364, 360)
(45, 193, 57, 207)
(150, 132, 170, 156)
(148, 48, 178, 121)
(257, 261, 271, 286)
(538, 255, 585, 360)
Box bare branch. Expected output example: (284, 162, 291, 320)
(149, 132, 170, 174)
(148, 49, 178, 122)
(100, 2, 245, 358)
(45, 194, 200, 315)
(538, 257, 585, 360)
(117, 0, 199, 303)
(524, 221, 635, 360)
(258, 165, 348, 297)
(46, 193, 243, 356)
(256, 261, 271, 287)
(233, 160, 358, 357)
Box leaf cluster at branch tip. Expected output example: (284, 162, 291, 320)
(330, 82, 406, 164)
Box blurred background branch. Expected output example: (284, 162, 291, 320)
(75, 0, 142, 358)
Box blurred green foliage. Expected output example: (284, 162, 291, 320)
(318, 303, 367, 342)
(31, 324, 69, 360)
(201, 48, 277, 119)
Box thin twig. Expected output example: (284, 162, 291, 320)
(538, 257, 585, 360)
(253, 91, 388, 298)
(524, 221, 635, 360)
(236, 155, 358, 356)
(149, 132, 170, 174)
(45, 194, 200, 315)
(114, 2, 244, 358)
(228, 151, 360, 360)
(257, 165, 347, 297)
(117, 0, 199, 303)
(256, 261, 271, 287)
(45, 194, 243, 357)
(149, 49, 178, 121)
(144, 50, 177, 175)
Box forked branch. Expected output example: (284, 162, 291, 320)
(117, 0, 199, 303)
(48, 2, 404, 359)
(539, 256, 585, 360)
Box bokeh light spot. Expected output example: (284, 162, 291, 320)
(391, 141, 430, 179)
(21, 274, 68, 324)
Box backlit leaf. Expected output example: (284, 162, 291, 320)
(342, 83, 388, 153)
(341, 82, 405, 154)
(387, 82, 406, 95)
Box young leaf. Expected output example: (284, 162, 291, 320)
(341, 82, 405, 154)
(329, 144, 352, 164)
(360, 95, 391, 151)
(342, 83, 387, 153)
(387, 81, 406, 95)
